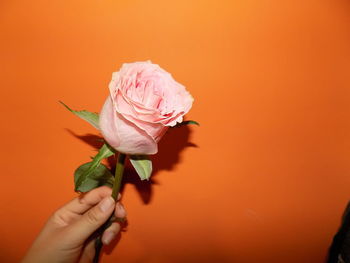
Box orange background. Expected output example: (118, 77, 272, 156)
(1, 0, 350, 262)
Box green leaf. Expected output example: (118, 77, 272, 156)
(130, 155, 152, 181)
(174, 120, 200, 127)
(184, 120, 200, 126)
(74, 162, 114, 192)
(60, 101, 100, 130)
(74, 143, 115, 192)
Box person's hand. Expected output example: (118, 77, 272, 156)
(22, 186, 126, 263)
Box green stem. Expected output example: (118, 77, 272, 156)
(112, 153, 126, 200)
(93, 153, 127, 263)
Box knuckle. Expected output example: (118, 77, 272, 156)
(85, 209, 101, 224)
(51, 211, 69, 226)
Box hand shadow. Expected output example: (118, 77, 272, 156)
(67, 125, 197, 203)
(327, 201, 350, 263)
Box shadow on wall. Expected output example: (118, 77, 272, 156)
(327, 201, 350, 263)
(67, 124, 197, 204)
(66, 126, 197, 258)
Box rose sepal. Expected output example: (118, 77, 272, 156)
(129, 155, 153, 180)
(174, 120, 200, 128)
(60, 101, 100, 130)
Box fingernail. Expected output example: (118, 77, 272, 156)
(99, 197, 114, 212)
(102, 231, 116, 245)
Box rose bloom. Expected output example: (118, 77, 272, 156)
(99, 61, 193, 155)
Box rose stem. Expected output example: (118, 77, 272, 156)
(93, 153, 127, 263)
(112, 153, 127, 200)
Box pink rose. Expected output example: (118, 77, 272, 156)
(99, 61, 193, 155)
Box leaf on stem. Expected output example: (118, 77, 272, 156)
(74, 143, 115, 192)
(174, 120, 200, 127)
(74, 162, 114, 192)
(59, 101, 100, 130)
(130, 155, 152, 181)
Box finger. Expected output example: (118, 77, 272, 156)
(115, 202, 127, 219)
(60, 186, 111, 215)
(58, 186, 121, 215)
(78, 239, 95, 263)
(102, 222, 121, 245)
(65, 196, 115, 244)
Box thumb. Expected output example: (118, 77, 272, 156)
(65, 196, 115, 244)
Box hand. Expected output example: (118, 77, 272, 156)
(22, 186, 126, 263)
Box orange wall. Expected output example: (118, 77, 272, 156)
(1, 0, 350, 262)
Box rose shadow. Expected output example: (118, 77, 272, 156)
(120, 125, 197, 204)
(66, 126, 197, 257)
(66, 125, 197, 205)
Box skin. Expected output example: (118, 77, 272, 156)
(22, 186, 126, 263)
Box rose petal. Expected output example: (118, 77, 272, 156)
(113, 112, 158, 155)
(100, 96, 158, 155)
(99, 96, 121, 149)
(120, 113, 169, 142)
